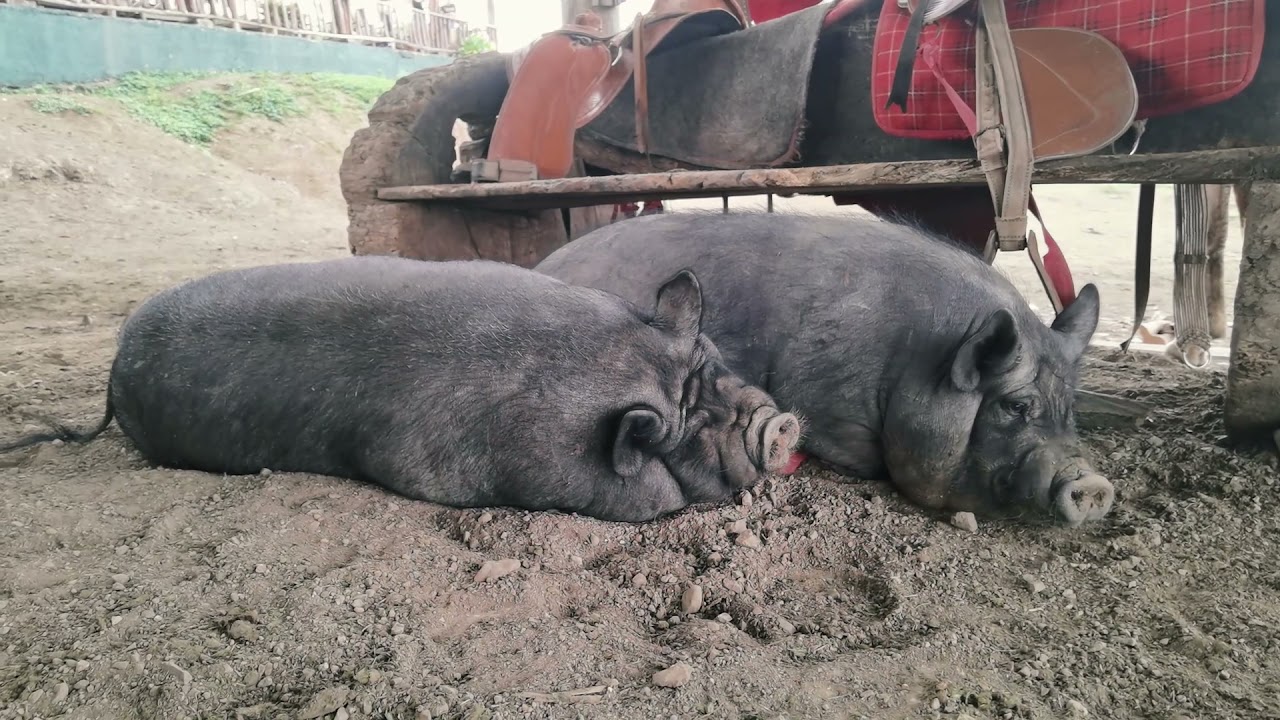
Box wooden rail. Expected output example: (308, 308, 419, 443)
(1, 0, 495, 55)
(377, 147, 1280, 211)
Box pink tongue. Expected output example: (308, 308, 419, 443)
(779, 451, 808, 476)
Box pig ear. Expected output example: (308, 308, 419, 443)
(611, 408, 669, 478)
(1050, 283, 1100, 360)
(651, 269, 704, 339)
(951, 309, 1021, 393)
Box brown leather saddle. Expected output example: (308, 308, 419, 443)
(473, 0, 749, 183)
(892, 0, 1139, 310)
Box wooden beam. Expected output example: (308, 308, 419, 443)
(377, 146, 1280, 211)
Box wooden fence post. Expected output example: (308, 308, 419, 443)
(1225, 181, 1280, 443)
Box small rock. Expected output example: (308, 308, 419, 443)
(160, 661, 192, 692)
(391, 623, 406, 636)
(297, 686, 350, 719)
(776, 618, 796, 635)
(632, 573, 648, 588)
(29, 689, 44, 703)
(715, 613, 732, 624)
(735, 531, 761, 549)
(53, 682, 69, 704)
(110, 573, 130, 584)
(651, 662, 693, 688)
(335, 708, 350, 720)
(950, 512, 979, 533)
(474, 558, 520, 583)
(725, 519, 747, 535)
(254, 564, 268, 575)
(478, 512, 493, 524)
(1022, 575, 1046, 594)
(681, 584, 704, 614)
(1067, 699, 1089, 716)
(722, 578, 744, 594)
(415, 708, 433, 720)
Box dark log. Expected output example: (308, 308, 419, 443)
(376, 146, 1280, 211)
(1224, 181, 1280, 442)
(339, 53, 573, 266)
(1074, 389, 1151, 431)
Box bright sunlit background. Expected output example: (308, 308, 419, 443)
(488, 0, 651, 51)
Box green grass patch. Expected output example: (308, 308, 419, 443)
(11, 71, 395, 145)
(30, 95, 93, 116)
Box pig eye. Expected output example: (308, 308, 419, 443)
(1002, 399, 1030, 417)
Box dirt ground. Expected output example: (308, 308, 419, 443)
(1, 86, 1278, 720)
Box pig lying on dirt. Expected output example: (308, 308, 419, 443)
(0, 256, 802, 522)
(535, 212, 1115, 527)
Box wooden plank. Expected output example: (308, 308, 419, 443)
(376, 146, 1280, 211)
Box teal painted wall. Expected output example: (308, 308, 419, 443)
(0, 5, 452, 87)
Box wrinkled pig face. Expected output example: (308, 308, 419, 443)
(886, 284, 1114, 527)
(946, 285, 1115, 526)
(669, 360, 804, 496)
(609, 271, 803, 504)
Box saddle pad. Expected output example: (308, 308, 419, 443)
(871, 0, 1266, 140)
(579, 2, 831, 170)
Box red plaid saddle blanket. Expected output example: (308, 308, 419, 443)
(871, 0, 1265, 140)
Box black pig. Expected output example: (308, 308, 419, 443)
(2, 256, 801, 522)
(536, 212, 1114, 527)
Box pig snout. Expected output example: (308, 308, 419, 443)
(745, 404, 802, 474)
(1051, 471, 1115, 528)
(1014, 451, 1115, 526)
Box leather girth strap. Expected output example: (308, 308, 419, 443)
(1121, 183, 1156, 352)
(975, 0, 1035, 259)
(915, 0, 1138, 315)
(632, 12, 651, 154)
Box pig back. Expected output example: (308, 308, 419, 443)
(108, 256, 666, 501)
